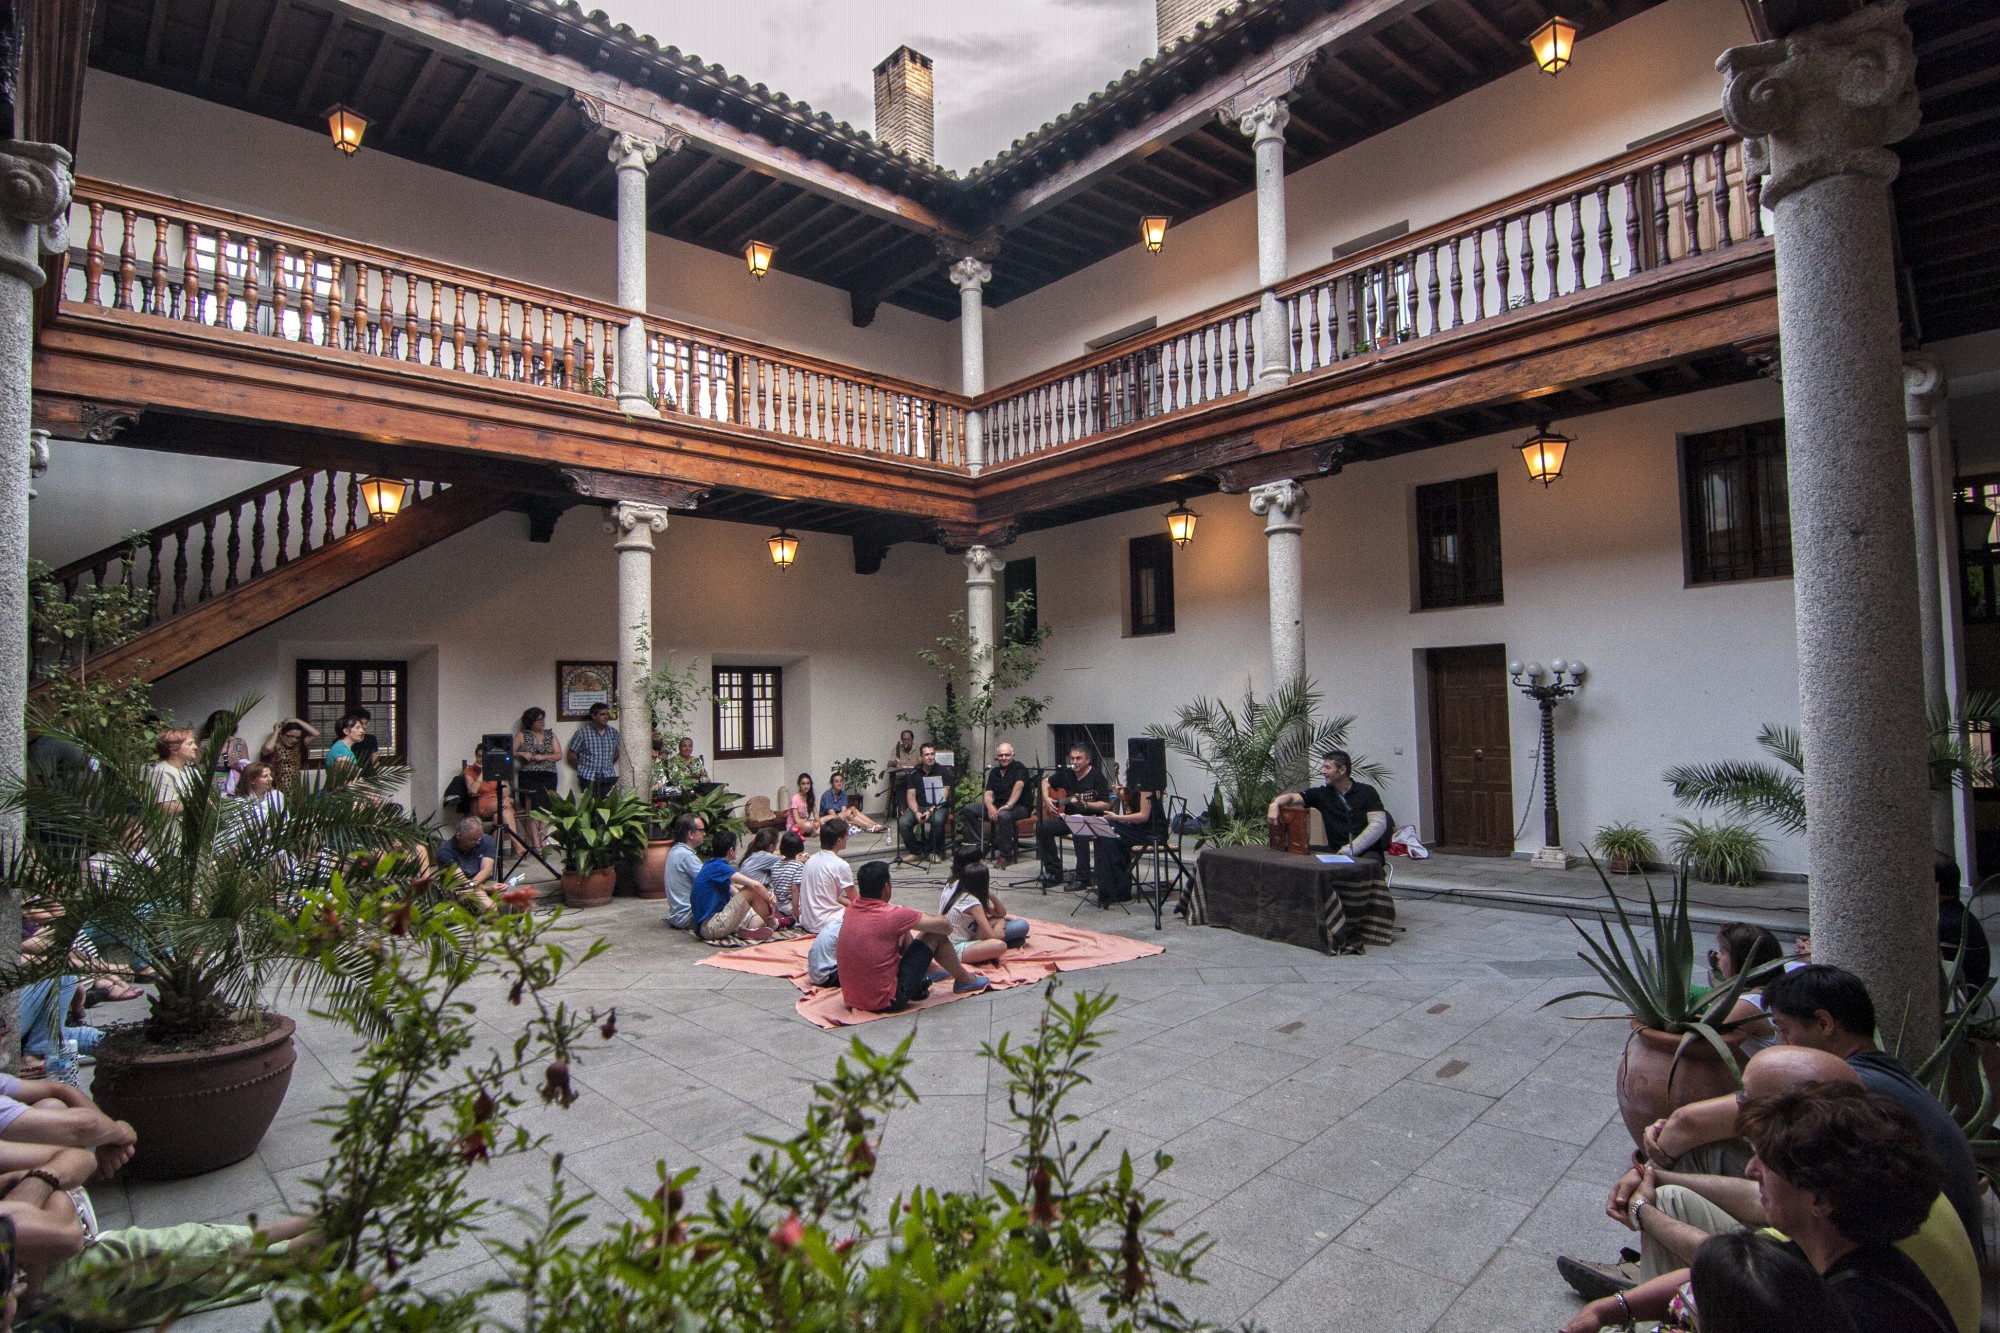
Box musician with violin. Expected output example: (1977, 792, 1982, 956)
(1266, 749, 1389, 861)
(1036, 745, 1113, 889)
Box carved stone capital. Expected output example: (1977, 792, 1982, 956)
(949, 256, 994, 293)
(607, 131, 663, 173)
(605, 500, 673, 552)
(1248, 479, 1311, 533)
(28, 429, 49, 498)
(1718, 1, 1918, 209)
(1226, 96, 1291, 145)
(574, 92, 684, 157)
(963, 543, 1006, 584)
(0, 141, 74, 288)
(1905, 354, 1943, 427)
(932, 518, 1016, 555)
(1220, 54, 1316, 139)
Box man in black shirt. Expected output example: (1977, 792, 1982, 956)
(1036, 745, 1112, 888)
(1266, 749, 1389, 858)
(899, 744, 955, 865)
(962, 742, 1032, 866)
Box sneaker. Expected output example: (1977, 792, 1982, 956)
(1556, 1256, 1639, 1301)
(738, 927, 774, 943)
(952, 976, 992, 994)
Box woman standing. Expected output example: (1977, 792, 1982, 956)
(323, 714, 367, 770)
(198, 709, 251, 795)
(512, 707, 560, 851)
(260, 717, 319, 788)
(787, 772, 821, 838)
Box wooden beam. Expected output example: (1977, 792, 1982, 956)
(423, 67, 486, 157)
(701, 177, 790, 247)
(381, 48, 445, 144)
(246, 0, 293, 101)
(502, 97, 574, 181)
(782, 214, 878, 271)
(143, 0, 170, 70)
(534, 122, 599, 193)
(292, 14, 348, 119)
(1403, 10, 1482, 77)
(1365, 34, 1442, 96)
(196, 0, 235, 85)
(1448, 0, 1514, 53)
(650, 156, 736, 227)
(347, 26, 401, 108)
(466, 81, 536, 166)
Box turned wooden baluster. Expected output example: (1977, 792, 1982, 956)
(1593, 183, 1612, 287)
(1494, 219, 1514, 312)
(1651, 162, 1671, 265)
(560, 311, 576, 387)
(399, 271, 416, 361)
(116, 208, 137, 309)
(495, 298, 513, 379)
(325, 256, 345, 348)
(271, 244, 290, 339)
(1679, 153, 1702, 257)
(197, 515, 216, 602)
(1393, 261, 1410, 341)
(83, 203, 104, 305)
(472, 292, 490, 374)
(249, 493, 267, 578)
(224, 508, 241, 590)
(1561, 197, 1579, 296)
(142, 534, 162, 621)
(1360, 268, 1377, 348)
(1444, 238, 1462, 331)
(243, 238, 262, 334)
(428, 280, 445, 367)
(450, 288, 466, 369)
(148, 214, 170, 315)
(297, 250, 317, 342)
(1469, 228, 1488, 321)
(1624, 175, 1645, 274)
(1420, 255, 1437, 339)
(540, 306, 556, 386)
(346, 474, 361, 534)
(274, 479, 293, 568)
(180, 220, 200, 321)
(1747, 170, 1766, 239)
(321, 471, 338, 546)
(354, 262, 374, 353)
(1534, 202, 1554, 300)
(1711, 142, 1734, 247)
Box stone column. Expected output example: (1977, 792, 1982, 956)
(606, 501, 672, 792)
(1905, 356, 1954, 853)
(1721, 2, 1934, 1055)
(1248, 480, 1310, 686)
(610, 131, 665, 417)
(0, 142, 72, 1056)
(951, 257, 992, 474)
(1234, 98, 1292, 394)
(965, 544, 1004, 696)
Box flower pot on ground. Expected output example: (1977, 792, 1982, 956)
(1592, 822, 1659, 875)
(542, 789, 651, 910)
(638, 837, 673, 900)
(1667, 817, 1767, 886)
(0, 693, 427, 1179)
(1545, 863, 1768, 1146)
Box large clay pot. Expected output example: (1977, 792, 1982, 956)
(562, 866, 616, 909)
(637, 839, 672, 900)
(1615, 1021, 1743, 1146)
(91, 1014, 297, 1180)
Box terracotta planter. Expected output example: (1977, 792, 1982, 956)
(1608, 854, 1637, 875)
(91, 1014, 297, 1180)
(637, 839, 672, 899)
(1615, 1021, 1743, 1146)
(562, 866, 616, 909)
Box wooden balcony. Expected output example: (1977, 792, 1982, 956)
(33, 117, 1776, 538)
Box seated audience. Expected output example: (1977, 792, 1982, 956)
(807, 913, 843, 989)
(901, 744, 955, 865)
(19, 976, 103, 1068)
(737, 826, 784, 890)
(1936, 852, 1990, 991)
(198, 710, 250, 796)
(1687, 1231, 1857, 1333)
(940, 862, 1028, 962)
(788, 773, 821, 839)
(689, 828, 781, 942)
(0, 1072, 136, 1180)
(766, 830, 809, 920)
(798, 821, 856, 933)
(258, 717, 317, 788)
(960, 743, 1031, 867)
(144, 728, 199, 819)
(427, 817, 497, 912)
(1708, 922, 1785, 1059)
(661, 812, 705, 931)
(834, 861, 990, 1014)
(818, 771, 885, 834)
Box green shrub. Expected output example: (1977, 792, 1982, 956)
(1667, 817, 1767, 886)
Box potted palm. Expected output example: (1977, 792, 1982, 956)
(1592, 822, 1659, 875)
(543, 788, 651, 908)
(0, 697, 426, 1179)
(1545, 862, 1771, 1146)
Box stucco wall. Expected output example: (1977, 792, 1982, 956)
(31, 442, 291, 570)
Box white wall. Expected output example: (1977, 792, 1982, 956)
(31, 441, 289, 569)
(75, 72, 955, 390)
(983, 0, 1753, 383)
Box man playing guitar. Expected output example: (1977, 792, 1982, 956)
(1036, 745, 1112, 889)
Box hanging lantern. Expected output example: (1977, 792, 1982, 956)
(326, 104, 369, 156)
(1526, 16, 1579, 76)
(1164, 500, 1200, 547)
(357, 476, 412, 519)
(1141, 216, 1170, 254)
(767, 527, 798, 570)
(744, 239, 775, 280)
(1520, 423, 1571, 487)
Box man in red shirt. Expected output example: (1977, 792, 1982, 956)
(836, 861, 992, 1013)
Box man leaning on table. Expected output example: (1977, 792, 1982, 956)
(1267, 749, 1389, 858)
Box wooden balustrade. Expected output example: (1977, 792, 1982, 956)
(980, 119, 1767, 464)
(31, 467, 447, 680)
(62, 179, 966, 468)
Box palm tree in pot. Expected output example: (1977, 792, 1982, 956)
(0, 697, 427, 1178)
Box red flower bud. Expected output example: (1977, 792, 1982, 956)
(500, 884, 537, 911)
(768, 1212, 803, 1250)
(595, 1007, 618, 1040)
(459, 1129, 490, 1164)
(472, 1088, 495, 1124)
(539, 1060, 576, 1107)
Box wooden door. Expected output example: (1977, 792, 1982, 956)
(1428, 645, 1514, 854)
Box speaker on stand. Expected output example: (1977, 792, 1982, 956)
(1126, 736, 1166, 794)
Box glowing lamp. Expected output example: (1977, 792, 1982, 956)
(744, 239, 775, 280)
(1141, 216, 1170, 254)
(1520, 423, 1571, 487)
(326, 104, 369, 156)
(1164, 500, 1199, 548)
(357, 476, 412, 519)
(1526, 16, 1578, 76)
(767, 527, 798, 570)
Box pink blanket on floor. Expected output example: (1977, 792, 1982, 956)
(697, 919, 1165, 1028)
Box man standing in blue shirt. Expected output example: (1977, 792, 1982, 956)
(689, 828, 781, 943)
(565, 702, 621, 798)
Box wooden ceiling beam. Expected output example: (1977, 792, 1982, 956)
(143, 0, 170, 69)
(291, 13, 349, 118)
(1322, 52, 1406, 115)
(649, 156, 735, 226)
(245, 0, 294, 100)
(501, 98, 573, 182)
(380, 47, 444, 143)
(1403, 10, 1483, 77)
(699, 177, 790, 247)
(781, 214, 878, 271)
(1365, 34, 1442, 95)
(1151, 141, 1243, 191)
(466, 81, 535, 166)
(423, 67, 486, 157)
(534, 123, 599, 193)
(349, 27, 401, 107)
(196, 0, 235, 85)
(762, 197, 847, 253)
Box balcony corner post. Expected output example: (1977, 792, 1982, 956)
(949, 254, 994, 475)
(1248, 479, 1311, 686)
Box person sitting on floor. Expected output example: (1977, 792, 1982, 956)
(1686, 1231, 1857, 1333)
(690, 828, 782, 943)
(422, 817, 497, 912)
(737, 826, 785, 893)
(798, 820, 857, 934)
(940, 862, 1028, 962)
(835, 861, 990, 1014)
(817, 771, 885, 834)
(766, 830, 809, 921)
(807, 912, 843, 990)
(0, 1071, 136, 1181)
(788, 773, 822, 840)
(661, 812, 706, 931)
(1560, 1082, 1956, 1333)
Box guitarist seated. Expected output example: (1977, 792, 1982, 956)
(1036, 745, 1112, 889)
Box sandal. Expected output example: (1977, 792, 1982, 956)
(86, 981, 145, 1005)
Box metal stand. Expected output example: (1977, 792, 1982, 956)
(496, 785, 561, 883)
(1509, 658, 1586, 871)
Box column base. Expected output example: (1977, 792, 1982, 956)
(1530, 845, 1573, 871)
(1249, 371, 1291, 397)
(617, 394, 661, 419)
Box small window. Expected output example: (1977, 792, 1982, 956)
(1002, 557, 1039, 644)
(1959, 475, 2000, 624)
(1416, 474, 1503, 609)
(296, 660, 407, 765)
(1682, 420, 1792, 584)
(1128, 533, 1175, 635)
(713, 666, 782, 759)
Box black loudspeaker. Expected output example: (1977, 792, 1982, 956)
(1127, 736, 1166, 792)
(479, 732, 515, 783)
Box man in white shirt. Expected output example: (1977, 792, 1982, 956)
(797, 819, 856, 933)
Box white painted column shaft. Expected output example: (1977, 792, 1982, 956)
(965, 544, 1003, 696)
(1905, 358, 1954, 853)
(1248, 480, 1310, 686)
(607, 502, 672, 792)
(610, 132, 662, 418)
(951, 258, 992, 475)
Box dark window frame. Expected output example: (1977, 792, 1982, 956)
(1679, 419, 1793, 586)
(1957, 474, 2000, 628)
(712, 665, 783, 760)
(1002, 556, 1039, 644)
(1128, 532, 1176, 636)
(295, 659, 408, 766)
(1415, 473, 1504, 610)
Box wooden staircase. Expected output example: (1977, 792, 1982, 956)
(33, 469, 508, 685)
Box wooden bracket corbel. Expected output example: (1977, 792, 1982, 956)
(559, 467, 708, 511)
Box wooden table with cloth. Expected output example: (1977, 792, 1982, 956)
(1190, 845, 1397, 955)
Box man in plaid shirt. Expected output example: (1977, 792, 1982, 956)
(565, 702, 623, 798)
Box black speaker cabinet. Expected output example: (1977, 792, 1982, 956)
(1126, 735, 1166, 791)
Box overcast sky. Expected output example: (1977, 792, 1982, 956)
(596, 0, 1164, 172)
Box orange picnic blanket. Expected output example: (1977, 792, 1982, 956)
(697, 919, 1165, 1029)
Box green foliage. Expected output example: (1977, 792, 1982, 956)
(831, 756, 879, 800)
(0, 693, 427, 1046)
(1666, 817, 1767, 887)
(1545, 861, 1771, 1076)
(649, 783, 749, 854)
(1147, 677, 1386, 845)
(907, 591, 1051, 782)
(636, 645, 710, 790)
(541, 788, 652, 876)
(28, 551, 161, 737)
(1592, 822, 1660, 867)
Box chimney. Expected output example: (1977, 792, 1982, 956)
(1156, 0, 1231, 48)
(872, 46, 935, 165)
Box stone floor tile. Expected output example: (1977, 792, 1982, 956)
(1249, 1240, 1463, 1333)
(1478, 1074, 1618, 1146)
(1508, 1176, 1622, 1262)
(1339, 1172, 1531, 1282)
(1415, 1122, 1587, 1207)
(1182, 1170, 1366, 1280)
(1157, 1255, 1283, 1327)
(1154, 1116, 1299, 1202)
(1086, 1072, 1250, 1140)
(1429, 1240, 1602, 1333)
(126, 1155, 284, 1228)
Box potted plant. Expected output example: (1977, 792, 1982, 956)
(638, 784, 747, 897)
(0, 695, 426, 1179)
(1545, 862, 1769, 1146)
(543, 788, 651, 908)
(1667, 817, 1767, 886)
(1593, 822, 1659, 875)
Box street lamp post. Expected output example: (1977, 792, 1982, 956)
(1510, 658, 1586, 870)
